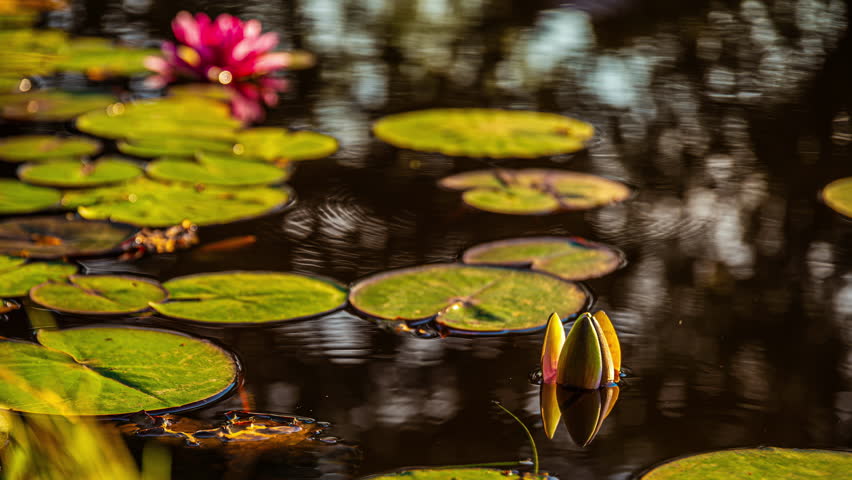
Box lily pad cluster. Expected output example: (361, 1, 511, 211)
(0, 254, 76, 297)
(439, 169, 631, 215)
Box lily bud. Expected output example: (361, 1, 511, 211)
(543, 310, 622, 390)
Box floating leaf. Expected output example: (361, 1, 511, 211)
(151, 271, 348, 325)
(349, 264, 588, 333)
(0, 179, 61, 214)
(0, 216, 136, 259)
(440, 169, 631, 215)
(55, 40, 160, 77)
(0, 326, 238, 415)
(0, 135, 101, 163)
(541, 312, 565, 384)
(146, 154, 288, 187)
(0, 91, 115, 122)
(639, 448, 852, 480)
(76, 97, 241, 141)
(235, 127, 339, 163)
(168, 83, 235, 102)
(364, 469, 550, 480)
(30, 275, 166, 314)
(557, 313, 602, 389)
(0, 255, 76, 297)
(18, 158, 142, 187)
(463, 237, 625, 281)
(117, 136, 235, 158)
(822, 177, 852, 218)
(62, 178, 290, 227)
(373, 108, 594, 159)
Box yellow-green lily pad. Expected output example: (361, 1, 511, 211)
(76, 97, 241, 141)
(822, 177, 852, 218)
(235, 127, 339, 164)
(146, 154, 288, 187)
(168, 83, 235, 102)
(373, 108, 594, 159)
(0, 91, 115, 122)
(639, 447, 852, 480)
(151, 271, 348, 325)
(0, 326, 238, 416)
(117, 136, 235, 158)
(55, 40, 160, 77)
(439, 169, 631, 215)
(462, 237, 625, 281)
(0, 135, 101, 162)
(30, 275, 166, 314)
(0, 255, 76, 297)
(0, 216, 137, 259)
(18, 157, 142, 187)
(62, 178, 290, 227)
(349, 264, 588, 333)
(364, 469, 549, 480)
(0, 179, 61, 214)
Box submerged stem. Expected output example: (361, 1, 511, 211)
(492, 400, 539, 475)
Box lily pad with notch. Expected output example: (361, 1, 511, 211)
(638, 447, 852, 480)
(62, 178, 291, 227)
(462, 237, 625, 281)
(117, 136, 236, 159)
(0, 254, 76, 297)
(18, 157, 142, 187)
(234, 127, 339, 165)
(373, 108, 595, 159)
(0, 135, 101, 163)
(0, 326, 238, 416)
(349, 264, 589, 333)
(0, 216, 137, 259)
(151, 271, 348, 325)
(0, 179, 62, 215)
(30, 275, 166, 315)
(0, 91, 116, 122)
(439, 169, 631, 215)
(146, 154, 288, 187)
(363, 468, 551, 480)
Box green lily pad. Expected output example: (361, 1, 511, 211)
(168, 83, 236, 102)
(639, 448, 852, 480)
(439, 169, 631, 215)
(151, 271, 348, 325)
(0, 216, 136, 259)
(349, 264, 588, 333)
(30, 275, 166, 314)
(18, 158, 142, 187)
(117, 136, 236, 158)
(234, 127, 339, 164)
(0, 135, 101, 162)
(0, 179, 61, 215)
(76, 97, 241, 141)
(373, 108, 595, 159)
(822, 177, 852, 218)
(55, 40, 160, 77)
(462, 237, 625, 281)
(0, 91, 115, 122)
(62, 178, 290, 227)
(0, 326, 238, 415)
(146, 154, 288, 187)
(0, 255, 76, 297)
(364, 469, 549, 479)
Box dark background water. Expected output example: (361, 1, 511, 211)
(4, 0, 852, 478)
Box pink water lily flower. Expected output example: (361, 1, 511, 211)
(144, 11, 289, 122)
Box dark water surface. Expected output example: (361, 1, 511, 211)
(5, 0, 852, 478)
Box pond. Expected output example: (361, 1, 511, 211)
(1, 0, 851, 479)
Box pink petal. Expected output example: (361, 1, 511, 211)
(244, 19, 261, 39)
(253, 32, 279, 54)
(143, 74, 171, 89)
(172, 11, 200, 46)
(231, 38, 253, 62)
(143, 55, 172, 75)
(230, 92, 264, 123)
(253, 52, 288, 74)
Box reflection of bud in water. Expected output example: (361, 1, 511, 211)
(557, 385, 620, 446)
(540, 310, 622, 389)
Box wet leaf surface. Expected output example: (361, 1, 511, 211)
(0, 216, 136, 259)
(0, 326, 238, 415)
(0, 91, 115, 121)
(0, 179, 61, 214)
(76, 97, 241, 141)
(639, 448, 852, 479)
(440, 169, 631, 215)
(349, 264, 588, 333)
(364, 468, 550, 479)
(146, 154, 288, 187)
(18, 158, 143, 187)
(462, 237, 625, 281)
(117, 136, 235, 158)
(0, 254, 77, 297)
(62, 178, 291, 227)
(822, 177, 852, 218)
(151, 271, 348, 325)
(0, 135, 101, 162)
(30, 274, 166, 314)
(235, 127, 339, 163)
(373, 108, 594, 158)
